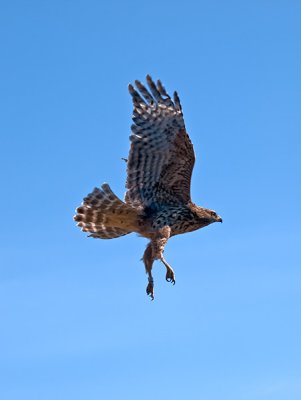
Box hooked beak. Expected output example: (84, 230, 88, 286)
(217, 216, 223, 223)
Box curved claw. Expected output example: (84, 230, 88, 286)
(165, 270, 176, 285)
(146, 282, 154, 300)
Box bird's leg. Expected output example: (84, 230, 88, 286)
(143, 242, 155, 300)
(142, 227, 175, 299)
(152, 226, 176, 285)
(161, 256, 176, 285)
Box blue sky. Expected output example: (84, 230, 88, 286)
(0, 1, 300, 399)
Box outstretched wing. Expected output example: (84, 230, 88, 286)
(125, 75, 195, 209)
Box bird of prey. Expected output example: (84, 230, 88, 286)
(74, 75, 222, 299)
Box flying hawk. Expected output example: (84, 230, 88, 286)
(74, 75, 222, 299)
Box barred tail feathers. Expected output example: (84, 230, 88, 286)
(74, 183, 139, 239)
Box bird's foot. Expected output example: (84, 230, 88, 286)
(160, 256, 176, 285)
(146, 278, 154, 300)
(165, 268, 176, 285)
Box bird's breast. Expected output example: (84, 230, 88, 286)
(148, 206, 204, 236)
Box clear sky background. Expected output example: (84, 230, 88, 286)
(1, 1, 300, 399)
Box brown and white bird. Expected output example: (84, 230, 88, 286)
(74, 75, 222, 299)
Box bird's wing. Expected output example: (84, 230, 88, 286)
(125, 75, 195, 209)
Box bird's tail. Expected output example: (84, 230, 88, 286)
(74, 183, 139, 239)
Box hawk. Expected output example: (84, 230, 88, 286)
(74, 75, 222, 299)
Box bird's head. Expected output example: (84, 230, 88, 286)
(195, 207, 223, 225)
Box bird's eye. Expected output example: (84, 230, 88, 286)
(211, 211, 216, 217)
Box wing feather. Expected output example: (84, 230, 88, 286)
(125, 76, 195, 209)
